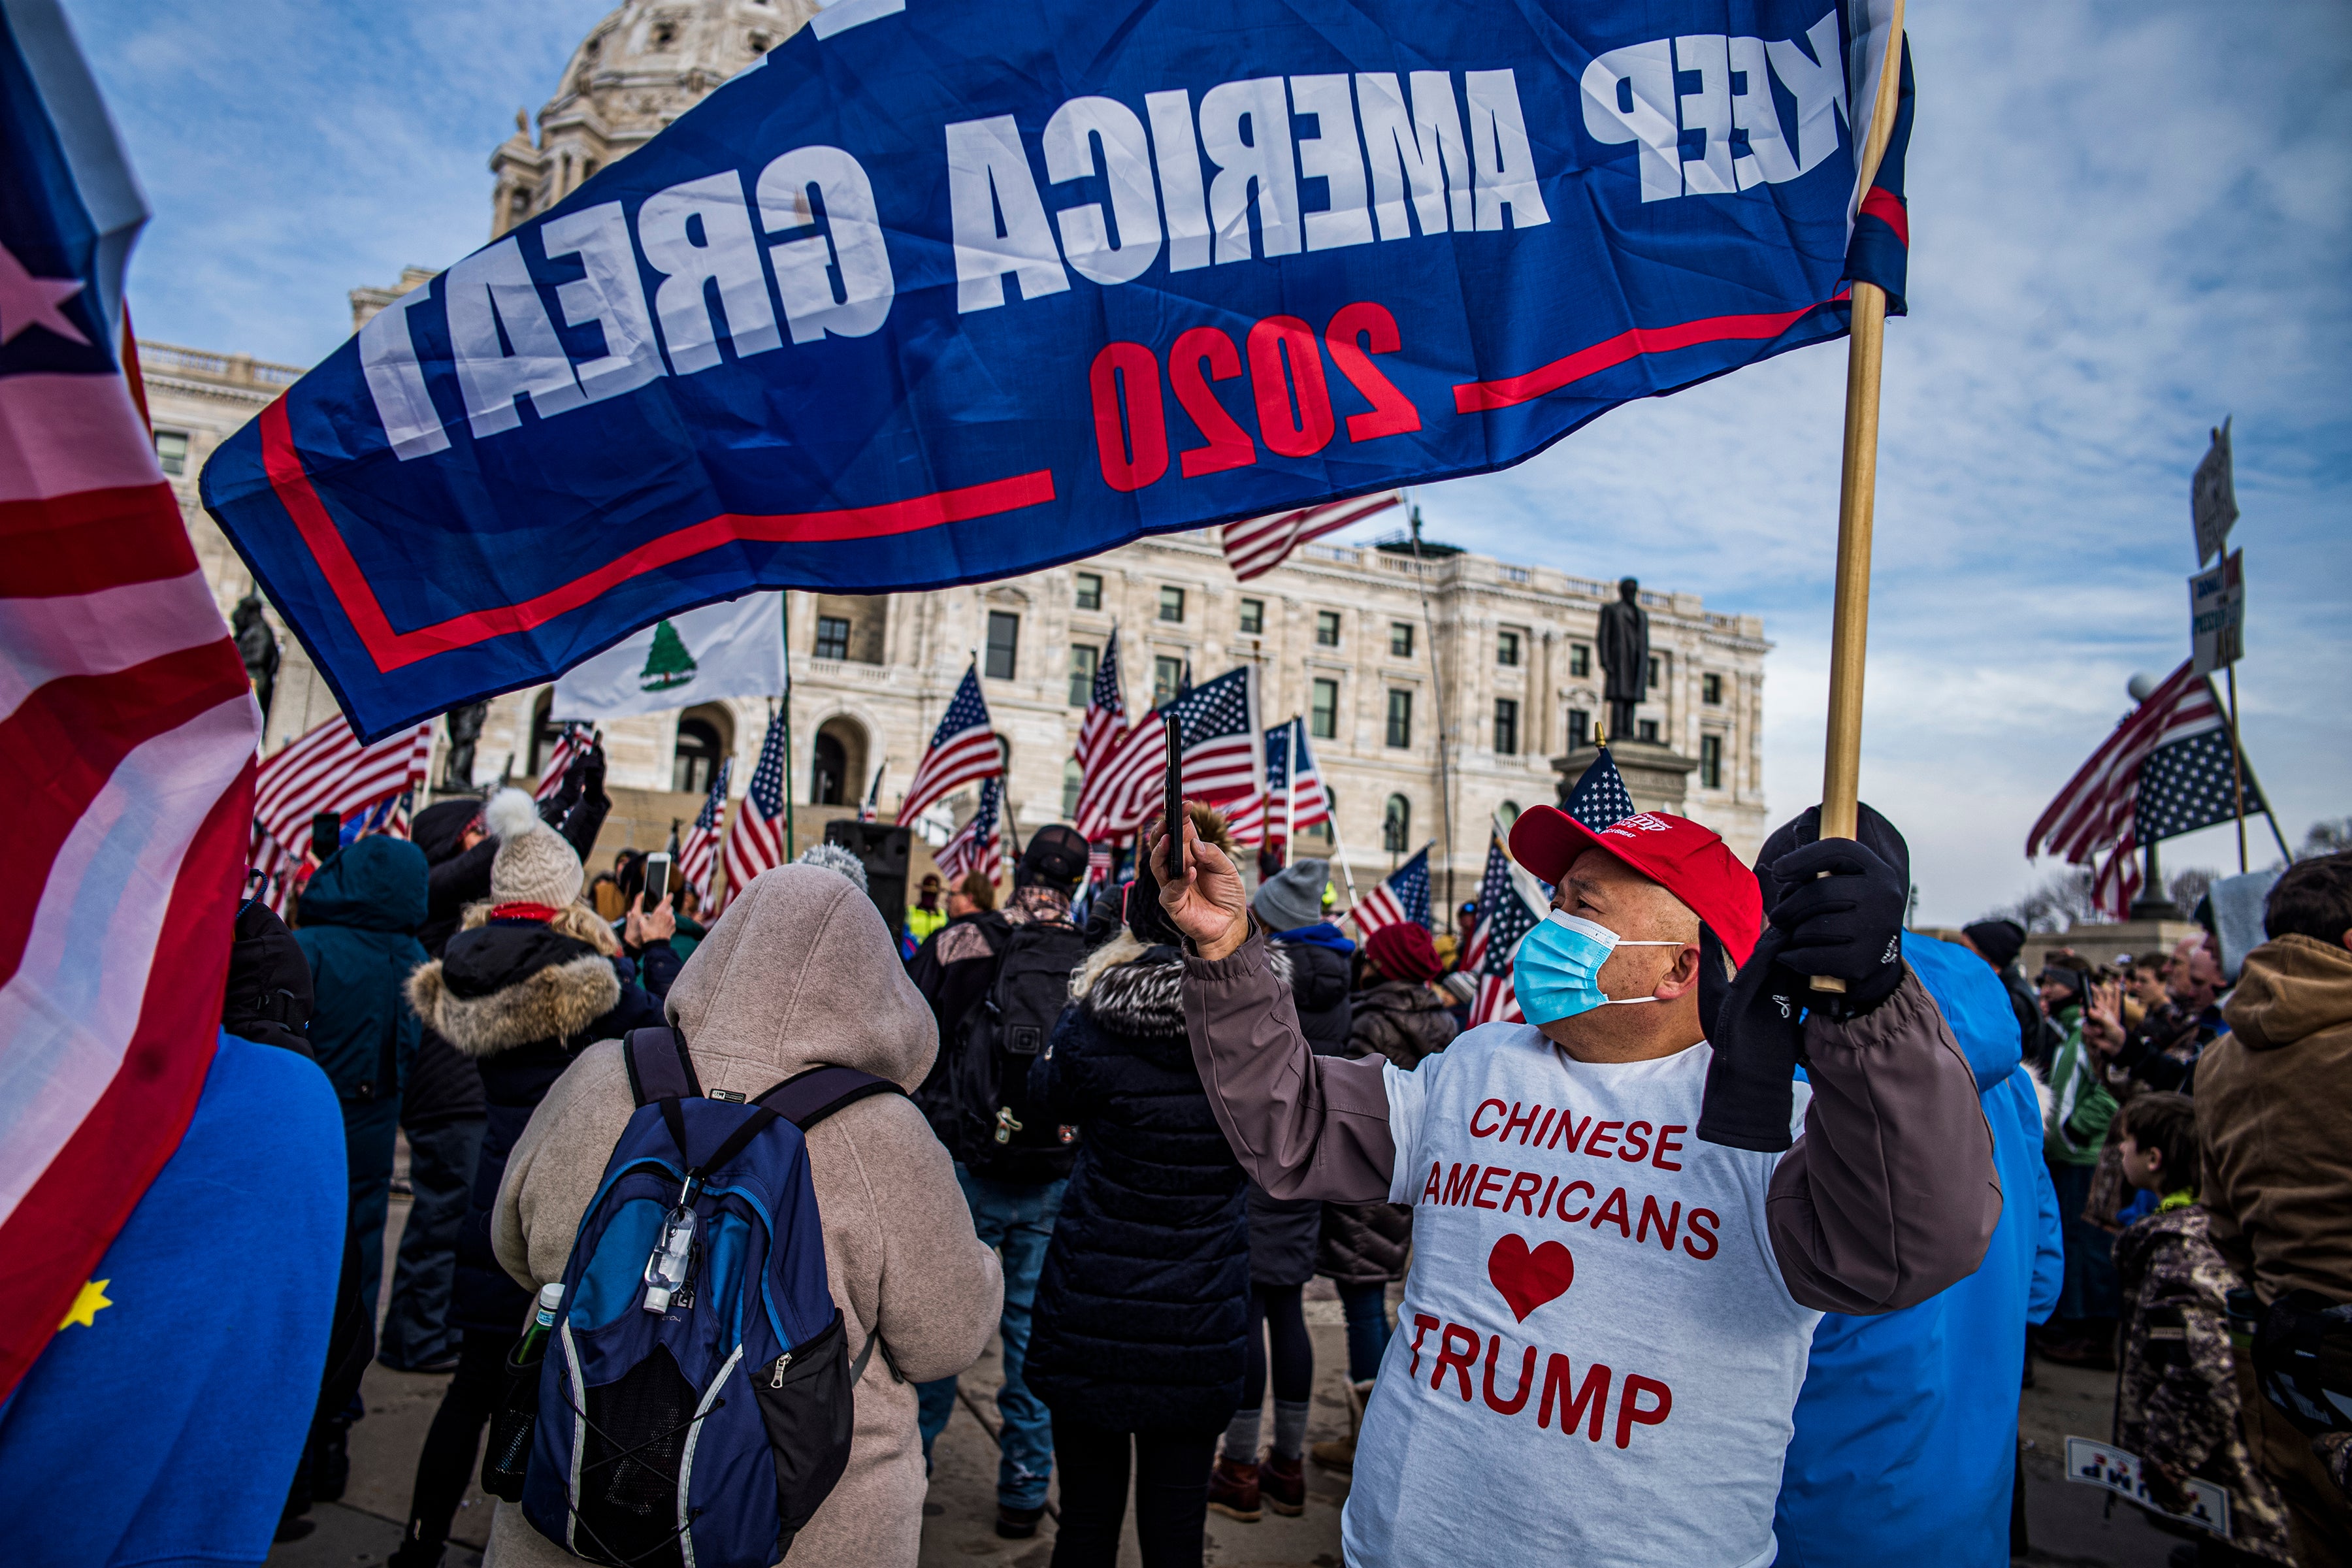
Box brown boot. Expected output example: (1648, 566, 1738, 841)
(1262, 1452, 1305, 1516)
(1311, 1378, 1375, 1476)
(1207, 1454, 1262, 1522)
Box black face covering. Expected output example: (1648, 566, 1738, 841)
(221, 897, 317, 1055)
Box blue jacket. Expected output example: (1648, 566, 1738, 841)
(0, 1033, 344, 1567)
(293, 837, 429, 1109)
(1774, 935, 2064, 1566)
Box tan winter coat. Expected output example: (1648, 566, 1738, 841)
(484, 864, 1004, 1568)
(2197, 934, 2352, 1306)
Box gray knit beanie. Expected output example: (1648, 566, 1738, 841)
(485, 787, 583, 907)
(795, 841, 869, 893)
(1253, 857, 1330, 934)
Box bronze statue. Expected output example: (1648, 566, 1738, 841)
(444, 700, 489, 789)
(1595, 577, 1649, 742)
(231, 592, 278, 727)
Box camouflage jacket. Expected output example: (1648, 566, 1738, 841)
(2114, 1202, 2295, 1561)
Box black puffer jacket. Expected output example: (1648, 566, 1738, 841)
(1026, 935, 1251, 1432)
(406, 917, 664, 1333)
(408, 800, 490, 1132)
(1269, 926, 1353, 1052)
(1316, 979, 1460, 1286)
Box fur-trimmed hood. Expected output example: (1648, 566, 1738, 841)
(1072, 931, 1290, 1039)
(406, 922, 620, 1058)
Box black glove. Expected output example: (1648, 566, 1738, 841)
(1697, 924, 1808, 1152)
(1761, 838, 1908, 1013)
(577, 736, 608, 801)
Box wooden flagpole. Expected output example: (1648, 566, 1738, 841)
(1813, 1, 1906, 992)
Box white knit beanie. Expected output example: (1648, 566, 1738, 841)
(485, 787, 583, 907)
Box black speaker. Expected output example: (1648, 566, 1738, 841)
(823, 820, 912, 945)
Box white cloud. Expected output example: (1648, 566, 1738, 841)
(1352, 1, 2352, 923)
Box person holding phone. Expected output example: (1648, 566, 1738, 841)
(1023, 804, 1255, 1568)
(1155, 803, 2001, 1568)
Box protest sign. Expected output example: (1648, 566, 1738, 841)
(2189, 548, 2244, 677)
(2191, 417, 2237, 566)
(201, 0, 1907, 739)
(2063, 1437, 2232, 1538)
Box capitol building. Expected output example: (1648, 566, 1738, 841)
(150, 0, 1772, 898)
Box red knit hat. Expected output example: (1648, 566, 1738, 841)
(1507, 807, 1763, 966)
(1365, 921, 1444, 985)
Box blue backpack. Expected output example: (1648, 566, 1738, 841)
(522, 1028, 900, 1567)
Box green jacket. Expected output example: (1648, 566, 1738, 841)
(2044, 1004, 2116, 1166)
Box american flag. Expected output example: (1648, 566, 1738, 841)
(1077, 666, 1263, 840)
(252, 713, 433, 857)
(677, 755, 731, 899)
(900, 662, 1000, 827)
(344, 789, 414, 843)
(2027, 662, 2258, 917)
(0, 8, 264, 1399)
(1351, 845, 1432, 937)
(533, 721, 593, 802)
(1070, 627, 1126, 822)
(718, 718, 789, 912)
(1463, 836, 1549, 1025)
(1226, 718, 1330, 847)
(1221, 491, 1402, 581)
(1561, 744, 1638, 832)
(856, 760, 883, 823)
(936, 775, 1004, 887)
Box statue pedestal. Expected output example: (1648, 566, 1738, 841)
(1553, 740, 1697, 819)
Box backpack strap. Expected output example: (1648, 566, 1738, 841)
(753, 1064, 904, 1130)
(623, 1027, 702, 1107)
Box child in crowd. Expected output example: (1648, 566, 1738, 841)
(2111, 1094, 2293, 1565)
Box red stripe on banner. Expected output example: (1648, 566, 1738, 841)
(1452, 298, 1844, 414)
(0, 761, 248, 1400)
(261, 403, 1056, 674)
(0, 643, 254, 988)
(1859, 186, 1910, 248)
(0, 485, 196, 596)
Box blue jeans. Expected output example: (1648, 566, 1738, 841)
(2050, 1158, 2119, 1325)
(1337, 1280, 1393, 1384)
(916, 1165, 1066, 1509)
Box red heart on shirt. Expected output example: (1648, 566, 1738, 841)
(1488, 1233, 1575, 1322)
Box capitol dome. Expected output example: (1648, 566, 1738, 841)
(489, 0, 819, 237)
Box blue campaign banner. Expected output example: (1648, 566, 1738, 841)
(203, 0, 1907, 740)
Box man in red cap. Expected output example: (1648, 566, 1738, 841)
(1156, 804, 1997, 1568)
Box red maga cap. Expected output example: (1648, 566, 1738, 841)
(1507, 806, 1763, 966)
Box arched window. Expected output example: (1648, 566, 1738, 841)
(1497, 800, 1521, 831)
(810, 717, 868, 807)
(1062, 759, 1084, 821)
(811, 729, 847, 805)
(673, 717, 724, 795)
(1382, 794, 1411, 855)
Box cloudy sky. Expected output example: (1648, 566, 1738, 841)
(69, 1, 2349, 924)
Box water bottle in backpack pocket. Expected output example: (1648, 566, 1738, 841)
(519, 1029, 900, 1567)
(949, 917, 1088, 1178)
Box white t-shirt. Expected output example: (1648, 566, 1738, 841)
(1345, 1024, 1818, 1568)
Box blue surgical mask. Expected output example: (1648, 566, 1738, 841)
(1512, 911, 1683, 1026)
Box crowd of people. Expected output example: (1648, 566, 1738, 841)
(11, 730, 2347, 1568)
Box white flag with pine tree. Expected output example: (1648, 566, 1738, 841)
(551, 593, 786, 720)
